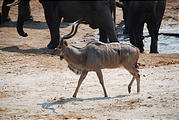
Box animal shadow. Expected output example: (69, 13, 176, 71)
(1, 46, 53, 55)
(38, 95, 128, 113)
(0, 20, 71, 29)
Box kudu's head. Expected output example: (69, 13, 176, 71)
(53, 39, 68, 60)
(53, 18, 84, 59)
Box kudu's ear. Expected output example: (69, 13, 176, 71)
(64, 40, 68, 46)
(59, 39, 67, 47)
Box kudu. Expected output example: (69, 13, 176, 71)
(53, 19, 140, 97)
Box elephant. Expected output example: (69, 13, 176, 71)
(119, 0, 166, 53)
(13, 0, 118, 49)
(0, 0, 33, 24)
(0, 13, 1, 24)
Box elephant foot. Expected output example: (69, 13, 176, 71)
(1, 17, 11, 23)
(137, 46, 144, 53)
(24, 16, 33, 22)
(47, 41, 59, 49)
(150, 50, 159, 54)
(150, 45, 159, 53)
(99, 40, 108, 43)
(139, 48, 144, 53)
(110, 40, 119, 43)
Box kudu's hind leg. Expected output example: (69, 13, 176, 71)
(96, 69, 108, 97)
(136, 74, 140, 93)
(73, 71, 88, 98)
(124, 65, 140, 93)
(128, 73, 140, 93)
(128, 77, 135, 93)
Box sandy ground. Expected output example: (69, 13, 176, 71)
(0, 0, 179, 119)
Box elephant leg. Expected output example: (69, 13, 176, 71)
(99, 29, 108, 43)
(122, 1, 129, 34)
(16, 0, 31, 37)
(47, 25, 60, 49)
(1, 0, 14, 23)
(129, 28, 144, 53)
(23, 1, 33, 21)
(97, 6, 118, 43)
(147, 22, 159, 53)
(107, 26, 118, 43)
(150, 35, 158, 53)
(98, 20, 118, 43)
(104, 15, 118, 43)
(136, 35, 145, 53)
(99, 28, 117, 43)
(136, 21, 145, 53)
(104, 20, 118, 43)
(147, 4, 165, 54)
(128, 12, 145, 53)
(43, 7, 60, 49)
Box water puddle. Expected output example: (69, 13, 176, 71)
(116, 25, 179, 53)
(82, 25, 179, 53)
(144, 35, 179, 53)
(143, 27, 179, 53)
(83, 34, 179, 53)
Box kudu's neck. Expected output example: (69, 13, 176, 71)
(64, 45, 83, 64)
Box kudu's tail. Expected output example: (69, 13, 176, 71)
(61, 18, 85, 40)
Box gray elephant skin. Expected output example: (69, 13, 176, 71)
(17, 0, 118, 49)
(122, 0, 166, 53)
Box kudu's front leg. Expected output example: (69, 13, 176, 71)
(73, 71, 88, 98)
(96, 69, 108, 97)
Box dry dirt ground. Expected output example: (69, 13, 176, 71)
(0, 0, 179, 119)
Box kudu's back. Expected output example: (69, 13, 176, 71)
(84, 41, 140, 70)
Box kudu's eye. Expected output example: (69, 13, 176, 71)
(54, 48, 58, 52)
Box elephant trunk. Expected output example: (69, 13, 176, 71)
(17, 15, 28, 37)
(6, 0, 27, 37)
(16, 0, 30, 37)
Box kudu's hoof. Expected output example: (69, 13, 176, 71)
(128, 87, 131, 94)
(72, 95, 76, 98)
